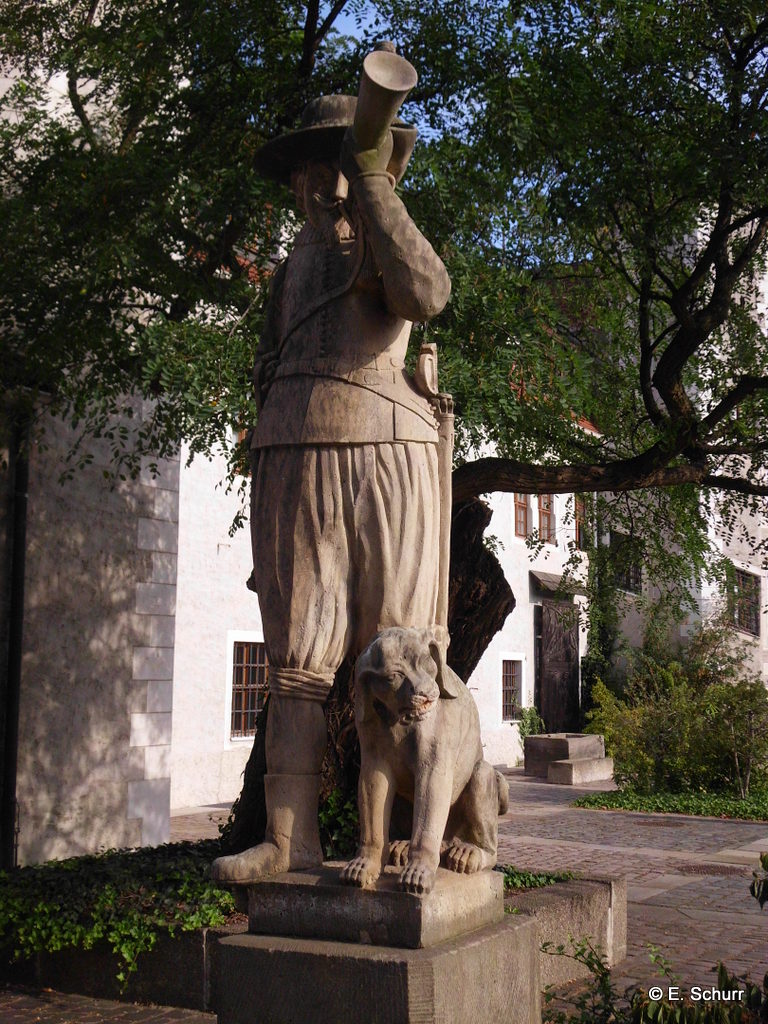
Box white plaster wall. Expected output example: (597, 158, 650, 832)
(170, 443, 263, 809)
(467, 490, 588, 768)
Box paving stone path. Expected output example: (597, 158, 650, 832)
(2, 772, 767, 1021)
(498, 770, 768, 999)
(0, 986, 214, 1024)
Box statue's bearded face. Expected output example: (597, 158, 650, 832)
(292, 159, 351, 243)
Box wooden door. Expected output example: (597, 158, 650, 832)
(534, 600, 580, 732)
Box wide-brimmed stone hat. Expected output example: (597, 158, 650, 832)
(255, 94, 418, 184)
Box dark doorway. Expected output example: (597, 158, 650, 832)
(534, 599, 580, 732)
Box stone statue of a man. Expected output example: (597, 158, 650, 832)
(212, 75, 450, 884)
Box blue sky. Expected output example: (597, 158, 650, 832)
(332, 2, 377, 42)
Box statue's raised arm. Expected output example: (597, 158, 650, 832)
(339, 49, 450, 322)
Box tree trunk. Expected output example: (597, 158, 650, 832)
(219, 497, 515, 854)
(445, 499, 516, 680)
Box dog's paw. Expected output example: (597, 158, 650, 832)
(340, 855, 380, 888)
(398, 859, 436, 894)
(388, 840, 410, 866)
(442, 839, 489, 874)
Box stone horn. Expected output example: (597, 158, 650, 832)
(353, 47, 418, 151)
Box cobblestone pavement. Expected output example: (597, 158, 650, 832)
(498, 770, 768, 998)
(168, 805, 230, 844)
(0, 986, 215, 1023)
(3, 772, 767, 1020)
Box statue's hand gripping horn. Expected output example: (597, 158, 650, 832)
(348, 48, 418, 163)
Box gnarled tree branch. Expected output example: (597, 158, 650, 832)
(316, 0, 349, 48)
(703, 374, 768, 429)
(639, 272, 664, 425)
(452, 455, 707, 504)
(702, 474, 768, 497)
(67, 69, 97, 147)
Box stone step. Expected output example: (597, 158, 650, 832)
(547, 756, 614, 785)
(524, 732, 606, 777)
(216, 915, 540, 1024)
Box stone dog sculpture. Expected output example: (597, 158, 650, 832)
(341, 628, 510, 895)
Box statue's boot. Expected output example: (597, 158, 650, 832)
(211, 773, 323, 884)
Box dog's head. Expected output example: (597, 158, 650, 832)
(354, 627, 462, 726)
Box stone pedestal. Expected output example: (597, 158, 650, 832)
(246, 863, 504, 947)
(214, 865, 541, 1024)
(524, 733, 614, 784)
(216, 917, 539, 1024)
(524, 733, 605, 776)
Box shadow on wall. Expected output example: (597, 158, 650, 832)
(13, 416, 173, 864)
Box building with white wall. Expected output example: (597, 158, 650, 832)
(169, 443, 262, 809)
(462, 489, 588, 767)
(168, 456, 590, 815)
(681, 503, 768, 681)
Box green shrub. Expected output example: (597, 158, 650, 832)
(318, 787, 359, 859)
(586, 620, 768, 797)
(0, 841, 234, 989)
(588, 673, 729, 794)
(500, 865, 573, 890)
(517, 706, 546, 740)
(709, 682, 768, 798)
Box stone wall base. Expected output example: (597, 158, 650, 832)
(1, 873, 625, 1016)
(214, 915, 540, 1024)
(511, 875, 627, 987)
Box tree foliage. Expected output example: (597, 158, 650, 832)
(2, 0, 767, 585)
(0, 0, 360, 476)
(406, 2, 768, 498)
(389, 0, 768, 597)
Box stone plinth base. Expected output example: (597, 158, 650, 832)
(524, 733, 609, 781)
(510, 875, 627, 987)
(2, 870, 626, 1017)
(247, 863, 503, 948)
(215, 915, 540, 1024)
(547, 756, 615, 785)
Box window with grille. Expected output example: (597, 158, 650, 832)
(538, 494, 555, 543)
(502, 660, 522, 721)
(231, 641, 269, 738)
(514, 493, 529, 537)
(574, 496, 589, 551)
(732, 569, 761, 637)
